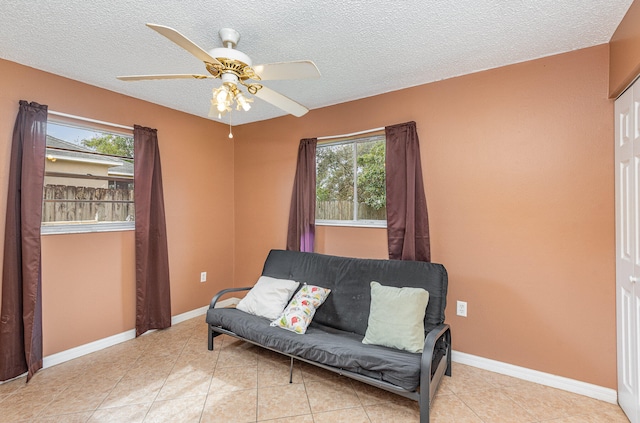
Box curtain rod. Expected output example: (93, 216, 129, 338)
(316, 126, 385, 141)
(48, 110, 134, 131)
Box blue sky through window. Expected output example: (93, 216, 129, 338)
(46, 122, 106, 148)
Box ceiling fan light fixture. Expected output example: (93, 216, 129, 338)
(235, 91, 252, 111)
(208, 101, 218, 118)
(214, 84, 230, 103)
(210, 84, 233, 117)
(208, 99, 224, 119)
(210, 81, 253, 117)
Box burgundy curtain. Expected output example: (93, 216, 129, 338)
(385, 121, 431, 262)
(134, 125, 171, 336)
(0, 101, 47, 381)
(286, 138, 317, 252)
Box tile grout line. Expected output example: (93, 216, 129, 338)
(37, 338, 147, 421)
(346, 377, 373, 423)
(498, 387, 544, 423)
(245, 335, 260, 423)
(452, 391, 492, 423)
(155, 331, 192, 413)
(298, 361, 318, 422)
(87, 351, 139, 421)
(198, 325, 217, 423)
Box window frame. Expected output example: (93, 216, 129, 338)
(42, 119, 135, 235)
(315, 134, 387, 228)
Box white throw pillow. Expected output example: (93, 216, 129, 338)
(236, 276, 300, 320)
(362, 281, 430, 353)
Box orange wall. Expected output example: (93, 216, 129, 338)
(610, 0, 640, 97)
(316, 226, 388, 259)
(234, 45, 615, 388)
(0, 59, 235, 355)
(41, 232, 136, 354)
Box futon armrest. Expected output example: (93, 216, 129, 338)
(209, 286, 252, 309)
(417, 324, 451, 423)
(423, 324, 450, 354)
(420, 323, 451, 384)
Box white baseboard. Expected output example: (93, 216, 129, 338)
(171, 305, 208, 325)
(452, 350, 618, 404)
(42, 297, 240, 370)
(43, 329, 137, 369)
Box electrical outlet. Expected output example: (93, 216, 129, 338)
(456, 301, 467, 317)
(200, 272, 207, 283)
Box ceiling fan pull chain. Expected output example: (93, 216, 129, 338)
(228, 110, 233, 139)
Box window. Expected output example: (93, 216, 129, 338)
(316, 133, 386, 227)
(42, 121, 134, 234)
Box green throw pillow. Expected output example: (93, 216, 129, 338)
(362, 281, 430, 353)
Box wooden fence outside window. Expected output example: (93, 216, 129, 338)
(42, 185, 134, 223)
(316, 200, 386, 221)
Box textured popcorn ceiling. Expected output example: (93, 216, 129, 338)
(0, 0, 633, 126)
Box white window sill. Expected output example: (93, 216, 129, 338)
(41, 222, 135, 235)
(316, 220, 387, 229)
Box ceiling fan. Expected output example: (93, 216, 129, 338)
(117, 24, 321, 119)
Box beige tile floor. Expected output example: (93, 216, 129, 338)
(0, 317, 630, 422)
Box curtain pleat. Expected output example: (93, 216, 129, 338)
(385, 121, 431, 262)
(0, 100, 47, 381)
(286, 138, 317, 252)
(134, 125, 171, 336)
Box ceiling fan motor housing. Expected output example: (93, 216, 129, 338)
(218, 28, 240, 48)
(207, 34, 253, 82)
(209, 27, 251, 77)
(221, 72, 239, 85)
(208, 47, 252, 67)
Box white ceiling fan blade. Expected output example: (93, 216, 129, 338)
(254, 86, 309, 117)
(252, 61, 321, 81)
(117, 74, 213, 81)
(146, 23, 222, 66)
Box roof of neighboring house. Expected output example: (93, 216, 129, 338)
(108, 160, 134, 177)
(46, 135, 133, 177)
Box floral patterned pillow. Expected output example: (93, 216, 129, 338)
(270, 284, 331, 334)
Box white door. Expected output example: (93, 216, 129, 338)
(616, 82, 640, 423)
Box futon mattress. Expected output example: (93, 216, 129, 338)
(206, 307, 423, 391)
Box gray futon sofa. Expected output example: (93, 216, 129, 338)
(206, 249, 451, 422)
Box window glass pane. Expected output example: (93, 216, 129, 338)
(356, 138, 386, 220)
(316, 134, 386, 224)
(43, 122, 134, 227)
(316, 143, 354, 220)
